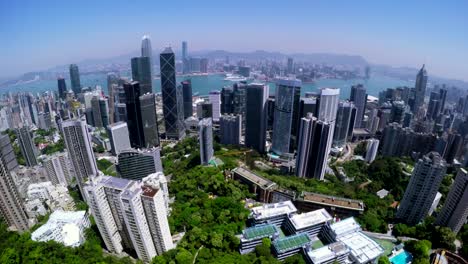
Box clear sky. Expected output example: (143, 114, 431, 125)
(1, 0, 467, 81)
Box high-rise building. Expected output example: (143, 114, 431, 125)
(62, 118, 98, 194)
(117, 148, 163, 180)
(0, 134, 29, 232)
(91, 96, 104, 128)
(160, 47, 185, 140)
(221, 87, 234, 114)
(139, 93, 160, 148)
(412, 65, 428, 113)
(197, 101, 213, 119)
(365, 139, 379, 163)
(16, 126, 38, 167)
(200, 58, 208, 73)
(209, 90, 221, 122)
(124, 81, 145, 148)
(287, 57, 294, 74)
(107, 122, 131, 155)
(182, 41, 189, 74)
(107, 73, 119, 124)
(390, 101, 405, 124)
(333, 101, 354, 148)
(141, 184, 175, 255)
(350, 84, 367, 128)
(131, 57, 152, 94)
(298, 98, 317, 119)
(396, 152, 446, 225)
(245, 83, 269, 154)
(220, 114, 241, 145)
(141, 35, 152, 60)
(295, 114, 331, 180)
(317, 88, 340, 162)
(37, 112, 52, 130)
(436, 169, 468, 233)
(271, 78, 301, 156)
(199, 118, 213, 165)
(190, 57, 201, 73)
(438, 87, 447, 114)
(57, 77, 67, 100)
(181, 80, 193, 119)
(43, 152, 73, 186)
(69, 64, 81, 95)
(120, 183, 157, 262)
(99, 97, 109, 128)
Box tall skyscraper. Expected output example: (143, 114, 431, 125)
(245, 83, 269, 154)
(181, 80, 193, 119)
(271, 78, 301, 157)
(350, 84, 367, 128)
(131, 57, 153, 94)
(107, 122, 131, 155)
(287, 57, 294, 74)
(117, 148, 163, 180)
(139, 93, 160, 148)
(107, 73, 119, 124)
(57, 77, 67, 100)
(62, 118, 98, 194)
(317, 88, 340, 160)
(221, 87, 234, 114)
(43, 151, 73, 186)
(197, 101, 212, 119)
(182, 41, 189, 74)
(396, 152, 446, 225)
(141, 35, 152, 59)
(412, 64, 428, 113)
(365, 139, 379, 163)
(219, 114, 241, 145)
(0, 134, 29, 232)
(99, 97, 109, 128)
(16, 126, 38, 167)
(332, 101, 355, 148)
(124, 82, 145, 148)
(91, 96, 104, 128)
(209, 90, 221, 122)
(199, 118, 213, 165)
(160, 47, 185, 140)
(295, 114, 331, 180)
(69, 64, 81, 95)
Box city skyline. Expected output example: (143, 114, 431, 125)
(1, 1, 467, 81)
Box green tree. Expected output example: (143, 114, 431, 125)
(378, 256, 391, 264)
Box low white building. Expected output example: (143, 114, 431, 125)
(250, 200, 298, 227)
(27, 181, 75, 211)
(31, 210, 91, 247)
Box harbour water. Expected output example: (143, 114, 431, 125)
(1, 73, 413, 99)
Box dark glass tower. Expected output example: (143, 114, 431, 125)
(245, 83, 269, 153)
(57, 77, 67, 100)
(131, 57, 152, 94)
(181, 80, 193, 119)
(350, 84, 367, 128)
(413, 64, 428, 113)
(16, 126, 38, 167)
(160, 47, 185, 140)
(333, 101, 355, 148)
(124, 81, 145, 148)
(221, 87, 234, 114)
(69, 64, 81, 95)
(139, 93, 160, 148)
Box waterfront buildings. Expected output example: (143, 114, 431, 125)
(69, 64, 81, 95)
(160, 47, 185, 140)
(396, 152, 446, 225)
(245, 83, 269, 153)
(436, 168, 468, 233)
(199, 118, 213, 165)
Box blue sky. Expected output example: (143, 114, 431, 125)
(1, 0, 467, 81)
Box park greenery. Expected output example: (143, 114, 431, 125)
(404, 240, 432, 264)
(96, 158, 117, 176)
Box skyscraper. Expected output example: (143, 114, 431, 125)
(316, 88, 340, 162)
(57, 77, 67, 100)
(69, 64, 81, 95)
(160, 47, 185, 140)
(62, 118, 98, 194)
(91, 96, 104, 128)
(219, 114, 241, 145)
(365, 139, 379, 163)
(287, 57, 294, 74)
(181, 80, 193, 119)
(182, 41, 189, 74)
(124, 82, 145, 148)
(221, 87, 234, 114)
(245, 83, 269, 154)
(117, 148, 163, 180)
(99, 97, 109, 128)
(107, 73, 119, 124)
(209, 90, 221, 122)
(131, 57, 153, 94)
(141, 35, 152, 59)
(16, 126, 38, 167)
(271, 78, 301, 157)
(0, 134, 29, 232)
(332, 101, 355, 148)
(139, 93, 160, 148)
(412, 64, 428, 113)
(350, 84, 367, 128)
(199, 118, 213, 165)
(396, 152, 446, 225)
(295, 114, 331, 180)
(43, 151, 73, 186)
(107, 122, 131, 155)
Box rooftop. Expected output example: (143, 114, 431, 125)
(338, 232, 384, 263)
(302, 192, 364, 211)
(306, 242, 350, 264)
(242, 224, 278, 241)
(251, 201, 297, 220)
(233, 167, 276, 189)
(101, 175, 132, 190)
(329, 217, 361, 237)
(141, 185, 159, 198)
(273, 233, 311, 254)
(288, 209, 333, 230)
